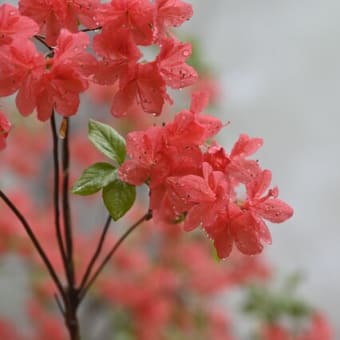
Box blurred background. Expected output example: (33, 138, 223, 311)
(185, 0, 340, 336)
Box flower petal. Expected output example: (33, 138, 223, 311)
(256, 199, 294, 223)
(231, 213, 264, 255)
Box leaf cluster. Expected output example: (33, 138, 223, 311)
(71, 120, 136, 221)
(242, 273, 311, 324)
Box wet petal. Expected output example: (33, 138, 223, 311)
(256, 199, 294, 223)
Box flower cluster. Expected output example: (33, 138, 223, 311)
(0, 0, 197, 121)
(0, 3, 95, 121)
(119, 91, 293, 258)
(91, 0, 197, 117)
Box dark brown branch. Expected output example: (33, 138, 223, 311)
(50, 114, 68, 278)
(61, 118, 75, 287)
(59, 118, 81, 340)
(79, 210, 152, 301)
(78, 215, 112, 293)
(0, 190, 65, 299)
(54, 293, 65, 316)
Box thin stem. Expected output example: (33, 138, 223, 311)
(50, 114, 68, 278)
(34, 35, 53, 51)
(0, 190, 65, 299)
(79, 215, 112, 292)
(54, 293, 65, 316)
(59, 118, 81, 340)
(81, 26, 102, 33)
(62, 118, 75, 286)
(79, 210, 152, 301)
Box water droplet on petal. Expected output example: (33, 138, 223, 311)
(182, 50, 190, 57)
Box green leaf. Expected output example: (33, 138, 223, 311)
(71, 162, 117, 195)
(102, 180, 136, 221)
(285, 300, 311, 318)
(88, 119, 126, 165)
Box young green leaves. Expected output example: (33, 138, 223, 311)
(71, 120, 136, 221)
(102, 180, 136, 221)
(71, 163, 117, 196)
(88, 119, 126, 167)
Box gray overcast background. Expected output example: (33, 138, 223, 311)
(1, 0, 339, 337)
(185, 0, 340, 335)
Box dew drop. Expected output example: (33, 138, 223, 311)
(182, 50, 190, 57)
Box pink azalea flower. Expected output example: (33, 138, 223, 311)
(156, 38, 198, 89)
(154, 0, 193, 41)
(19, 0, 101, 45)
(111, 61, 170, 117)
(189, 91, 222, 139)
(33, 29, 96, 120)
(0, 29, 95, 120)
(119, 126, 169, 186)
(206, 169, 293, 257)
(97, 0, 155, 46)
(0, 3, 39, 46)
(93, 28, 141, 86)
(166, 162, 227, 231)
